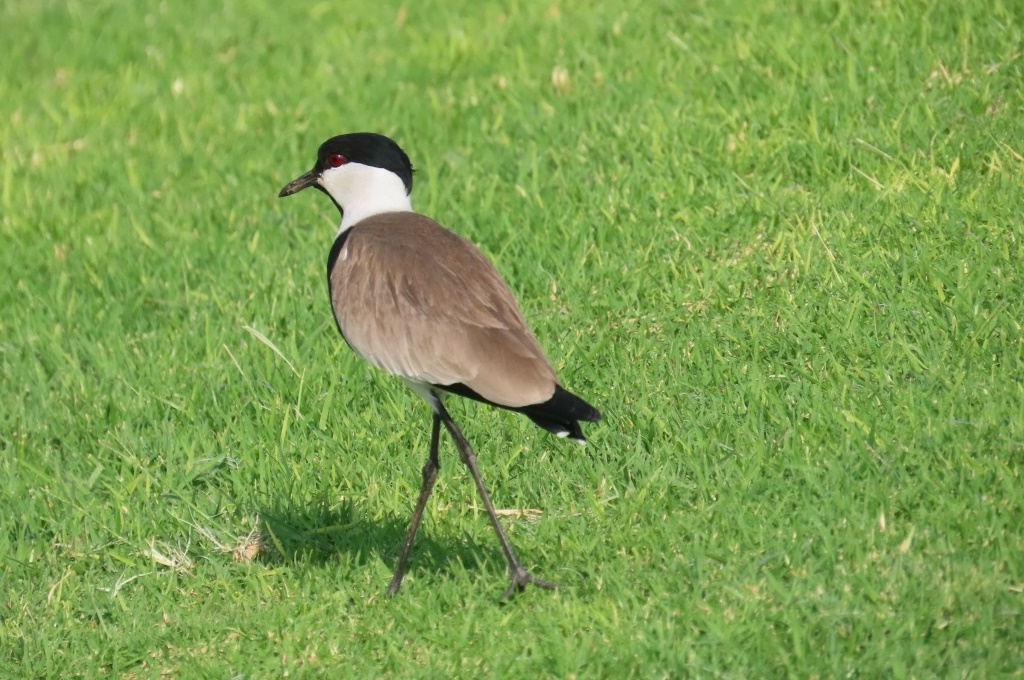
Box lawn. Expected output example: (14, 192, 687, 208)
(2, 0, 1022, 676)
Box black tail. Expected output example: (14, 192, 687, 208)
(439, 383, 601, 444)
(513, 385, 601, 444)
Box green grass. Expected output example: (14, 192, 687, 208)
(2, 0, 1023, 676)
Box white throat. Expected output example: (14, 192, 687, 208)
(319, 162, 412, 234)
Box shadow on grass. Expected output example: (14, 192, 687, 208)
(255, 497, 499, 583)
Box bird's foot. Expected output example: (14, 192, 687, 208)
(501, 566, 558, 600)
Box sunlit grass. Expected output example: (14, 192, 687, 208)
(2, 0, 1022, 676)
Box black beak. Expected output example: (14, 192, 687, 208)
(279, 169, 319, 197)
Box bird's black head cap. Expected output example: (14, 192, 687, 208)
(314, 132, 414, 194)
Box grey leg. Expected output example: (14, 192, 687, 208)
(436, 402, 556, 599)
(387, 413, 441, 597)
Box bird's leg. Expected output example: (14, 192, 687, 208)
(387, 413, 441, 597)
(436, 402, 557, 599)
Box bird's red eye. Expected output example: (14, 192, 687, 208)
(327, 153, 346, 168)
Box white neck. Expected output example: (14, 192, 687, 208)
(319, 162, 412, 234)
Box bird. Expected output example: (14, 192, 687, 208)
(278, 132, 600, 599)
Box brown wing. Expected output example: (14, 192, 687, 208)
(328, 212, 557, 408)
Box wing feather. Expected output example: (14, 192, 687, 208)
(329, 213, 557, 408)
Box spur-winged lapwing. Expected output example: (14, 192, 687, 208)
(279, 132, 600, 599)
